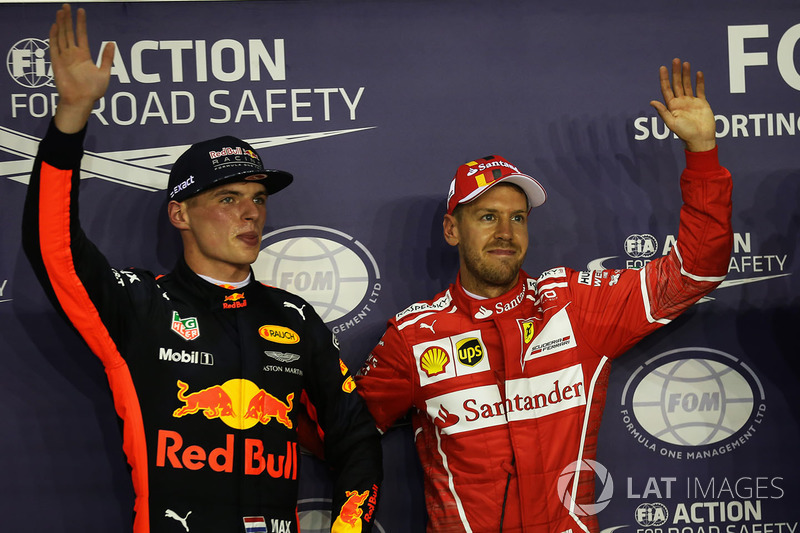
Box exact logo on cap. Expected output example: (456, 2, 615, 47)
(170, 175, 196, 199)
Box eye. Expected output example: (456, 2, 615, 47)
(220, 196, 234, 204)
(253, 196, 266, 205)
(481, 213, 496, 222)
(512, 214, 526, 223)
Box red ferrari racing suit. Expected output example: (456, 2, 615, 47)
(23, 121, 381, 533)
(355, 148, 732, 533)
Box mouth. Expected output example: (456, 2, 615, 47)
(487, 247, 517, 257)
(237, 231, 260, 247)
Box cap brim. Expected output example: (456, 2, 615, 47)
(210, 169, 294, 196)
(500, 174, 547, 209)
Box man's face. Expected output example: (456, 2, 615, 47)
(444, 183, 529, 298)
(176, 181, 268, 281)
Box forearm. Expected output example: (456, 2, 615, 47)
(675, 147, 733, 279)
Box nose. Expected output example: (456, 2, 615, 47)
(241, 198, 261, 221)
(494, 218, 513, 241)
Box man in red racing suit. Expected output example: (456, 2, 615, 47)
(22, 5, 381, 533)
(355, 59, 732, 532)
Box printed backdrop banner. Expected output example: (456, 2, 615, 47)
(1, 1, 797, 532)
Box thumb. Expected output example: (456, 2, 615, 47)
(650, 100, 673, 126)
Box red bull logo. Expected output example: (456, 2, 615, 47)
(342, 376, 356, 394)
(338, 359, 356, 393)
(244, 390, 294, 428)
(332, 490, 369, 533)
(173, 380, 236, 419)
(223, 292, 247, 309)
(156, 430, 298, 479)
(172, 379, 294, 430)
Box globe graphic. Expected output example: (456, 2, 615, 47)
(254, 234, 371, 323)
(7, 39, 52, 88)
(631, 358, 754, 446)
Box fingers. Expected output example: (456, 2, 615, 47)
(51, 4, 73, 57)
(681, 60, 694, 98)
(659, 58, 705, 107)
(696, 70, 706, 99)
(75, 6, 89, 50)
(658, 65, 673, 105)
(671, 58, 684, 98)
(62, 4, 75, 50)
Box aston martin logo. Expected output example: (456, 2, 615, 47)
(1, 125, 374, 189)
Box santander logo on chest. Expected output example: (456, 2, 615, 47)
(471, 281, 532, 320)
(426, 363, 587, 435)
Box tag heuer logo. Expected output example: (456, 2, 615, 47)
(171, 311, 200, 341)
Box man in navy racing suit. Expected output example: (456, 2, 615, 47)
(22, 5, 381, 533)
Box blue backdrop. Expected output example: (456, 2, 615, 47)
(1, 1, 798, 531)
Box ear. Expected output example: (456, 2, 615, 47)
(167, 200, 190, 230)
(443, 214, 459, 247)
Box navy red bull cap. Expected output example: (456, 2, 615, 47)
(167, 136, 293, 202)
(447, 155, 546, 215)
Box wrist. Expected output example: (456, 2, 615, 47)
(53, 102, 94, 134)
(684, 139, 716, 153)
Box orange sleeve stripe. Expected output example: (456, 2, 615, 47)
(38, 162, 151, 532)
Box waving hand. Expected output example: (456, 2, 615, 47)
(50, 4, 115, 133)
(650, 58, 717, 153)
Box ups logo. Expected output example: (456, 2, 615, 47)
(456, 338, 484, 367)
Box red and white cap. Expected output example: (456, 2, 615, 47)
(447, 155, 546, 215)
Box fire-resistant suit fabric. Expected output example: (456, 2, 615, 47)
(22, 121, 382, 533)
(355, 148, 732, 533)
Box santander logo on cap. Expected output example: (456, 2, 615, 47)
(447, 155, 546, 214)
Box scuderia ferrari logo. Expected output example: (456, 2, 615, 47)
(519, 319, 535, 344)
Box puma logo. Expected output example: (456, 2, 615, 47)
(420, 320, 437, 334)
(165, 510, 192, 532)
(284, 301, 306, 320)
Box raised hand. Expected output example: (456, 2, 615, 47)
(650, 58, 717, 153)
(50, 4, 115, 133)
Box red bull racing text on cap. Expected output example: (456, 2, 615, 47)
(168, 136, 293, 202)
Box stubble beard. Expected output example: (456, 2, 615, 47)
(461, 246, 525, 293)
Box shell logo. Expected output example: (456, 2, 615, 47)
(420, 347, 450, 377)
